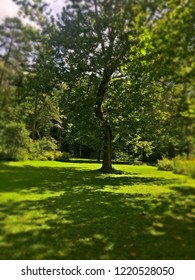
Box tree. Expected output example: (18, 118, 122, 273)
(141, 0, 195, 159)
(59, 77, 102, 159)
(50, 0, 164, 171)
(11, 0, 194, 164)
(13, 0, 49, 25)
(0, 17, 36, 124)
(18, 45, 62, 141)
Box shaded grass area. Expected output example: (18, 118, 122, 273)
(0, 161, 195, 260)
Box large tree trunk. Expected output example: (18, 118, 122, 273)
(101, 120, 112, 171)
(95, 69, 114, 172)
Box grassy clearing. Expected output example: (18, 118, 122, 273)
(0, 160, 195, 260)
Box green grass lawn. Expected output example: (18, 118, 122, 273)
(0, 160, 195, 260)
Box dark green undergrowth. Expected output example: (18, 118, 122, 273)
(0, 161, 195, 260)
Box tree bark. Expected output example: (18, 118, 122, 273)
(97, 148, 101, 162)
(95, 69, 114, 172)
(32, 92, 39, 140)
(79, 144, 82, 158)
(101, 120, 112, 171)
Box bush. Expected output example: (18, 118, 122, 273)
(38, 151, 69, 162)
(113, 151, 130, 163)
(29, 137, 58, 160)
(157, 157, 174, 171)
(55, 151, 70, 162)
(0, 121, 31, 160)
(173, 158, 195, 178)
(158, 157, 195, 179)
(132, 159, 146, 166)
(0, 121, 69, 162)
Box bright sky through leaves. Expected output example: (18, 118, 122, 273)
(0, 0, 63, 22)
(0, 0, 19, 21)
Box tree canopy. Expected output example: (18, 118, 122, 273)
(0, 0, 194, 168)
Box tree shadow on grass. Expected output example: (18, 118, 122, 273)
(0, 162, 179, 192)
(0, 162, 195, 259)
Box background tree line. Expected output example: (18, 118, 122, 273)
(0, 0, 194, 171)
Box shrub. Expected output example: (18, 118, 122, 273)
(173, 158, 195, 178)
(132, 159, 146, 166)
(0, 121, 31, 160)
(0, 121, 68, 162)
(55, 151, 70, 162)
(113, 151, 130, 163)
(29, 137, 58, 160)
(37, 137, 57, 152)
(157, 157, 174, 171)
(41, 151, 55, 161)
(38, 151, 69, 162)
(158, 157, 195, 179)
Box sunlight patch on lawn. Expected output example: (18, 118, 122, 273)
(98, 184, 175, 195)
(1, 207, 72, 234)
(0, 189, 65, 203)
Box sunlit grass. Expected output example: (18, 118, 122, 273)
(0, 160, 195, 259)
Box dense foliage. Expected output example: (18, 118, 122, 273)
(0, 0, 194, 168)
